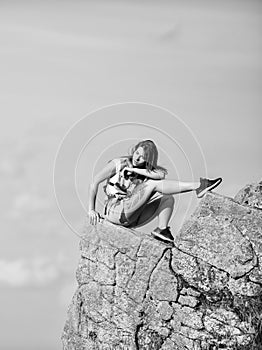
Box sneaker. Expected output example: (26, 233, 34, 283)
(151, 226, 174, 244)
(196, 177, 222, 198)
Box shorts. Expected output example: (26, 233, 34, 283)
(103, 191, 163, 228)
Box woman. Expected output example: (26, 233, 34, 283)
(88, 140, 222, 243)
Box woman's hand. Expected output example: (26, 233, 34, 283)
(89, 209, 101, 225)
(123, 166, 165, 180)
(123, 166, 133, 172)
(121, 166, 135, 179)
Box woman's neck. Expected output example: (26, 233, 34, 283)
(126, 158, 133, 168)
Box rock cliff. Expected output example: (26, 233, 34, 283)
(62, 182, 262, 349)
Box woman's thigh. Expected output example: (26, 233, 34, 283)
(105, 197, 161, 228)
(104, 182, 158, 227)
(104, 198, 129, 226)
(123, 181, 156, 219)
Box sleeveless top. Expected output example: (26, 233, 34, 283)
(103, 157, 146, 199)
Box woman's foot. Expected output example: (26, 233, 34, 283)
(196, 177, 222, 198)
(151, 226, 174, 244)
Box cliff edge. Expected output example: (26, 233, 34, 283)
(62, 182, 262, 349)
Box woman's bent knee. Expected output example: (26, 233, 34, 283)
(146, 179, 158, 191)
(162, 194, 175, 205)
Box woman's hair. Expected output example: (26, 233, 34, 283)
(127, 139, 168, 175)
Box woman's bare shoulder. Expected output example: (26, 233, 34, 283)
(117, 157, 131, 167)
(106, 157, 131, 173)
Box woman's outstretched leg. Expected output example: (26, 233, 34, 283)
(123, 179, 199, 221)
(154, 178, 223, 198)
(107, 177, 222, 227)
(153, 179, 200, 195)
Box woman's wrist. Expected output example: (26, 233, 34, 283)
(131, 167, 145, 175)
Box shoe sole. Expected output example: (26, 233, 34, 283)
(197, 178, 222, 198)
(151, 231, 174, 244)
(152, 235, 174, 246)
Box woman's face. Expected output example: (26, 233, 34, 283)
(132, 146, 146, 167)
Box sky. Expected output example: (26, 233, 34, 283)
(0, 1, 261, 349)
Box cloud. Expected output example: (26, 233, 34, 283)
(4, 192, 51, 221)
(0, 157, 25, 177)
(0, 253, 69, 287)
(0, 260, 30, 287)
(157, 25, 179, 43)
(13, 193, 51, 213)
(59, 281, 78, 307)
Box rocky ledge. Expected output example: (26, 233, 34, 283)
(62, 182, 262, 350)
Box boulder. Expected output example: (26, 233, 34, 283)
(62, 182, 262, 349)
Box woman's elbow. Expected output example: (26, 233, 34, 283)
(89, 180, 99, 192)
(155, 172, 165, 180)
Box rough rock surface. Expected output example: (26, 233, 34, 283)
(234, 181, 262, 210)
(62, 183, 262, 349)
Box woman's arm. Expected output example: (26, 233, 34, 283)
(88, 160, 117, 224)
(123, 167, 166, 180)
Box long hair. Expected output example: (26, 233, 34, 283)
(126, 139, 168, 175)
